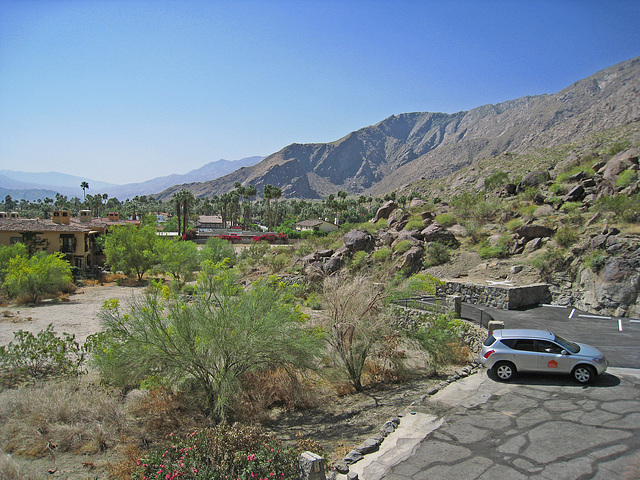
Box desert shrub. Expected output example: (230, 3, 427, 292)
(404, 216, 424, 231)
(549, 183, 568, 195)
(234, 367, 317, 422)
(560, 201, 584, 214)
(2, 252, 73, 303)
(241, 240, 270, 263)
(131, 424, 299, 480)
(519, 204, 538, 219)
(434, 213, 456, 227)
(94, 275, 322, 421)
(605, 139, 631, 156)
(0, 325, 97, 386)
(0, 453, 26, 480)
(269, 252, 291, 273)
(464, 222, 486, 245)
(451, 193, 500, 221)
(201, 237, 236, 265)
(126, 387, 201, 437)
(423, 242, 451, 267)
(530, 249, 567, 282)
(374, 218, 388, 229)
(484, 171, 509, 191)
(372, 247, 393, 263)
(583, 250, 607, 272)
(393, 240, 414, 255)
(595, 194, 640, 223)
(0, 380, 127, 457)
(348, 250, 369, 273)
(617, 169, 638, 188)
(0, 243, 27, 283)
(505, 218, 524, 232)
(555, 226, 579, 247)
(304, 291, 322, 310)
(478, 235, 511, 259)
(405, 313, 468, 375)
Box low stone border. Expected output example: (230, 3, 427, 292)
(329, 360, 482, 479)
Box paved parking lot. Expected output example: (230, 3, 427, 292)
(486, 305, 640, 369)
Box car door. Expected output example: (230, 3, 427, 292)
(535, 340, 573, 373)
(510, 338, 539, 372)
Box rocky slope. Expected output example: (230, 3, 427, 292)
(156, 56, 640, 201)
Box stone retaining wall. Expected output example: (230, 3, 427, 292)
(442, 281, 552, 310)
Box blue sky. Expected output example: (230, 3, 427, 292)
(1, 0, 639, 185)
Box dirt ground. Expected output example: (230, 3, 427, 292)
(0, 284, 144, 347)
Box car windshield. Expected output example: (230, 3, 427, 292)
(554, 334, 580, 354)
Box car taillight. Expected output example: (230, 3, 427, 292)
(483, 350, 495, 359)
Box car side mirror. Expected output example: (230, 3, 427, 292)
(561, 350, 568, 355)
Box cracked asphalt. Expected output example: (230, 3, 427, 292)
(347, 304, 640, 480)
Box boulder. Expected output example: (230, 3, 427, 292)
(603, 147, 640, 186)
(516, 224, 555, 240)
(520, 170, 551, 189)
(523, 237, 543, 255)
(371, 200, 397, 223)
(377, 230, 397, 246)
(323, 256, 343, 275)
(343, 229, 375, 253)
(421, 223, 459, 246)
(394, 244, 424, 274)
(409, 198, 427, 208)
(563, 185, 586, 202)
(391, 230, 422, 249)
(387, 208, 409, 230)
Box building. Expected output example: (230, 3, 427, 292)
(194, 215, 224, 232)
(0, 210, 139, 270)
(294, 219, 339, 233)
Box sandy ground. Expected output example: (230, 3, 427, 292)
(0, 284, 144, 347)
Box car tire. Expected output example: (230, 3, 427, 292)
(572, 365, 596, 384)
(494, 361, 516, 381)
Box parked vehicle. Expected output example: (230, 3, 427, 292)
(480, 328, 608, 384)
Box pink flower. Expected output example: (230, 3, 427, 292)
(247, 454, 257, 461)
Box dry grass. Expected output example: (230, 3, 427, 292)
(0, 380, 129, 458)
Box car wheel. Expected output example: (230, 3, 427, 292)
(494, 361, 516, 381)
(572, 365, 596, 384)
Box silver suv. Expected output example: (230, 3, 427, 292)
(480, 328, 608, 384)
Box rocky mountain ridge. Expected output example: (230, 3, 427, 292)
(156, 56, 640, 201)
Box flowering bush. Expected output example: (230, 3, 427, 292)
(131, 424, 299, 479)
(251, 233, 287, 244)
(214, 234, 242, 243)
(182, 229, 198, 241)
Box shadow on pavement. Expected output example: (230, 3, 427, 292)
(485, 369, 621, 388)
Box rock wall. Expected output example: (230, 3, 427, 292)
(442, 281, 552, 310)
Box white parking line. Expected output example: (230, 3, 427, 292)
(540, 304, 568, 308)
(569, 308, 576, 319)
(578, 314, 613, 320)
(619, 319, 623, 332)
(630, 320, 640, 324)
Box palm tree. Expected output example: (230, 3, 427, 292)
(80, 181, 89, 200)
(245, 184, 257, 230)
(264, 184, 275, 231)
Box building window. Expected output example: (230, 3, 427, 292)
(60, 234, 75, 253)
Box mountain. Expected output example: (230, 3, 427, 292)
(0, 157, 263, 201)
(155, 56, 640, 201)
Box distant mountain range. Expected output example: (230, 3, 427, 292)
(0, 157, 263, 201)
(155, 55, 640, 201)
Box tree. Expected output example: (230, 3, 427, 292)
(321, 275, 394, 392)
(156, 238, 200, 288)
(201, 236, 236, 265)
(94, 270, 322, 421)
(103, 224, 159, 281)
(0, 243, 28, 283)
(80, 181, 89, 200)
(2, 252, 73, 303)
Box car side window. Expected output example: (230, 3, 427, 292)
(536, 340, 563, 354)
(500, 339, 517, 349)
(513, 339, 536, 351)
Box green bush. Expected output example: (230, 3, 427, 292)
(404, 216, 424, 231)
(201, 237, 236, 265)
(434, 213, 457, 228)
(505, 218, 524, 232)
(393, 240, 414, 255)
(583, 250, 607, 272)
(131, 424, 299, 480)
(616, 169, 638, 188)
(0, 325, 96, 385)
(3, 252, 73, 303)
(595, 194, 640, 223)
(372, 247, 393, 263)
(484, 171, 509, 191)
(478, 236, 511, 259)
(605, 140, 631, 156)
(349, 250, 369, 272)
(530, 249, 567, 282)
(423, 242, 451, 267)
(555, 226, 579, 248)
